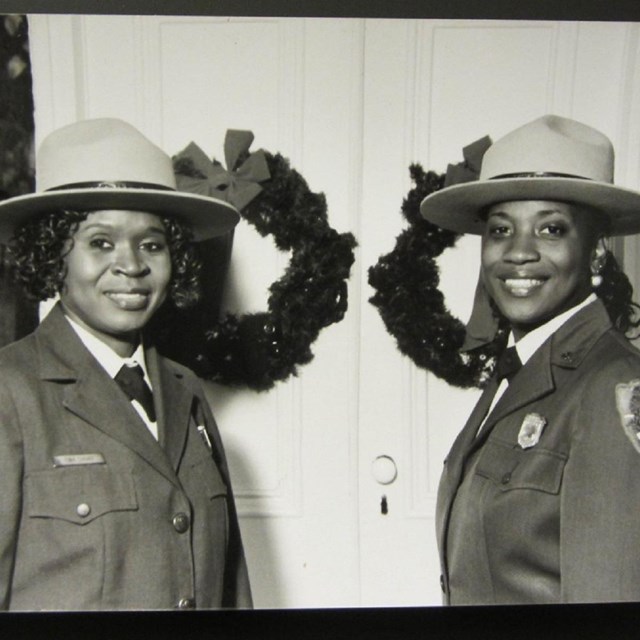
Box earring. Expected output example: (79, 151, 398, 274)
(591, 273, 603, 288)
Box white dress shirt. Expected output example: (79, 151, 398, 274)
(64, 314, 158, 439)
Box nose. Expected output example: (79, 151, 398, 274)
(111, 246, 150, 277)
(502, 232, 540, 264)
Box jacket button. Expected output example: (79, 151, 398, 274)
(172, 513, 190, 533)
(76, 503, 91, 517)
(177, 597, 195, 609)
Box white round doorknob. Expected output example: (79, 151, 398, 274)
(371, 455, 398, 485)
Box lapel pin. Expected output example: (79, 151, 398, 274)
(197, 424, 213, 451)
(517, 413, 547, 449)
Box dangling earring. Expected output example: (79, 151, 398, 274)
(591, 272, 603, 288)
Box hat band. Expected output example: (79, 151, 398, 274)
(45, 181, 176, 192)
(490, 171, 590, 180)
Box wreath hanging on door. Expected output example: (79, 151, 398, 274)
(367, 138, 508, 390)
(167, 130, 357, 391)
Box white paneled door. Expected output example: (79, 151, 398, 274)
(28, 14, 640, 607)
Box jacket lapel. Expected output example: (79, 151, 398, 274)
(146, 345, 195, 472)
(36, 305, 182, 486)
(469, 300, 613, 452)
(445, 380, 499, 490)
(436, 378, 499, 561)
(472, 342, 556, 445)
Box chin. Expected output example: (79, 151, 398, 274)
(103, 312, 153, 335)
(495, 302, 553, 332)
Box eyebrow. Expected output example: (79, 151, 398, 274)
(79, 222, 167, 234)
(486, 208, 570, 218)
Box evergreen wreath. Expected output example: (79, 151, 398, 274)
(368, 140, 508, 389)
(163, 131, 357, 391)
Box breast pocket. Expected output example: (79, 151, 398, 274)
(25, 467, 138, 525)
(475, 438, 567, 495)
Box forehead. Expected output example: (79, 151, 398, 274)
(485, 200, 576, 218)
(78, 209, 166, 232)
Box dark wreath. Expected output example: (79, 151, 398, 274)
(368, 139, 509, 389)
(154, 131, 357, 392)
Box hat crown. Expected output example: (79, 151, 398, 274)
(480, 114, 614, 183)
(36, 118, 177, 192)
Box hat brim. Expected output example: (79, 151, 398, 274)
(420, 177, 640, 236)
(0, 188, 240, 242)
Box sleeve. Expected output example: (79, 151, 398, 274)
(560, 361, 640, 602)
(195, 394, 253, 609)
(0, 384, 24, 609)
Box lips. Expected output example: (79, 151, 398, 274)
(500, 277, 547, 297)
(104, 289, 151, 310)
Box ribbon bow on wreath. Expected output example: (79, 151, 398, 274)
(443, 135, 491, 187)
(368, 135, 511, 390)
(174, 130, 271, 210)
(162, 129, 357, 391)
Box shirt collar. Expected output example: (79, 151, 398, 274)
(63, 313, 150, 383)
(509, 293, 598, 366)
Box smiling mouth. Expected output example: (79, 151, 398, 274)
(501, 278, 547, 297)
(105, 291, 151, 310)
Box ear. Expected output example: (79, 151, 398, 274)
(590, 237, 607, 274)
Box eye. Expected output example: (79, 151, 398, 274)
(88, 237, 113, 250)
(486, 222, 512, 238)
(539, 222, 567, 238)
(140, 238, 168, 253)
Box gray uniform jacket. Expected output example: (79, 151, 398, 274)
(0, 303, 252, 610)
(436, 299, 640, 604)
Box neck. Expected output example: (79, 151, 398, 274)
(103, 333, 140, 358)
(511, 293, 595, 343)
(61, 305, 141, 358)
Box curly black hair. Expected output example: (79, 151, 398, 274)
(573, 208, 640, 335)
(9, 209, 202, 309)
(597, 250, 640, 335)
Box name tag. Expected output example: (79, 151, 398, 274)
(53, 453, 106, 467)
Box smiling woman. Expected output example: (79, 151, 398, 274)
(0, 118, 252, 610)
(420, 115, 640, 605)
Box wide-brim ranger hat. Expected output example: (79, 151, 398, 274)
(420, 114, 640, 236)
(0, 117, 240, 242)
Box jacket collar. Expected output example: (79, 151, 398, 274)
(35, 304, 195, 483)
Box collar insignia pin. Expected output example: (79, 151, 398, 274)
(517, 413, 547, 449)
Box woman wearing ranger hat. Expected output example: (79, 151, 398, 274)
(0, 118, 251, 610)
(421, 115, 640, 604)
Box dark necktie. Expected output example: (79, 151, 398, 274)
(495, 346, 522, 383)
(114, 364, 156, 422)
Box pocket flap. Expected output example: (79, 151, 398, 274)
(476, 438, 567, 494)
(25, 467, 138, 525)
